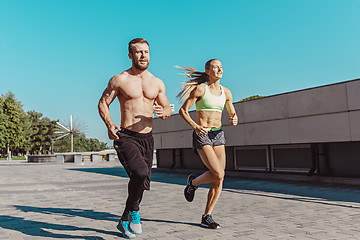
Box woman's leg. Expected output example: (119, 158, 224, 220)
(205, 145, 226, 215)
(193, 146, 224, 186)
(194, 145, 226, 215)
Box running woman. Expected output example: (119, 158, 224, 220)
(177, 59, 238, 229)
(98, 38, 172, 238)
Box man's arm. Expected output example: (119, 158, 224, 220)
(98, 76, 121, 139)
(154, 79, 171, 119)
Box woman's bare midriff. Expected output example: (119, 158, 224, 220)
(196, 111, 222, 128)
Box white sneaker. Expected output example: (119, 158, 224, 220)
(129, 211, 142, 234)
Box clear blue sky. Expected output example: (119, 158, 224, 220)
(1, 0, 359, 145)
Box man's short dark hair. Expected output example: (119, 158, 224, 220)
(128, 38, 149, 54)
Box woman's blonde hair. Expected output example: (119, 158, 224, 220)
(176, 59, 217, 103)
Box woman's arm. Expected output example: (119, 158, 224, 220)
(179, 84, 208, 135)
(224, 87, 238, 126)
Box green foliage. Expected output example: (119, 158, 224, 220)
(54, 136, 71, 153)
(54, 134, 107, 153)
(75, 135, 107, 152)
(0, 156, 26, 160)
(0, 91, 107, 155)
(25, 110, 57, 154)
(241, 95, 264, 101)
(0, 92, 27, 154)
(0, 105, 7, 149)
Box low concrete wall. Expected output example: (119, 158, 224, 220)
(27, 149, 118, 164)
(28, 155, 56, 163)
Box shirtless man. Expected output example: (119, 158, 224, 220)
(98, 38, 171, 239)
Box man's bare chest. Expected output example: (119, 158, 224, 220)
(120, 81, 158, 100)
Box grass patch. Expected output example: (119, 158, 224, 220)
(0, 156, 26, 160)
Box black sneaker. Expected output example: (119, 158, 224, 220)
(201, 214, 220, 229)
(184, 174, 198, 202)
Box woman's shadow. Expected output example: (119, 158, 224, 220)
(141, 217, 199, 227)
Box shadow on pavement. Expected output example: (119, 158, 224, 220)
(141, 217, 200, 227)
(0, 214, 119, 239)
(222, 178, 360, 207)
(69, 167, 188, 185)
(14, 205, 119, 222)
(9, 206, 200, 238)
(68, 167, 129, 178)
(70, 167, 360, 206)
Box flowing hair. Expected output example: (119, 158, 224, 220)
(176, 59, 217, 103)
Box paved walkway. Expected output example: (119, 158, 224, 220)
(0, 161, 360, 239)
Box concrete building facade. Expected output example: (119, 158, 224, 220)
(153, 78, 360, 178)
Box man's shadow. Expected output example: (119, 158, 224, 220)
(9, 205, 198, 239)
(14, 205, 198, 227)
(0, 215, 119, 239)
(14, 205, 119, 222)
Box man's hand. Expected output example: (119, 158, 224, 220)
(153, 101, 169, 119)
(107, 124, 121, 140)
(230, 113, 238, 126)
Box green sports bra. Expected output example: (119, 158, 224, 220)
(196, 83, 226, 112)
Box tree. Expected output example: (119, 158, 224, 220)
(0, 92, 107, 155)
(241, 95, 264, 101)
(26, 110, 57, 155)
(75, 135, 107, 152)
(54, 134, 107, 153)
(0, 104, 7, 150)
(0, 92, 27, 159)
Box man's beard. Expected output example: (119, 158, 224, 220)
(133, 58, 149, 70)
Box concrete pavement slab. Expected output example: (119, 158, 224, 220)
(1, 161, 360, 239)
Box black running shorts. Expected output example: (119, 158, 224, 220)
(114, 128, 154, 190)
